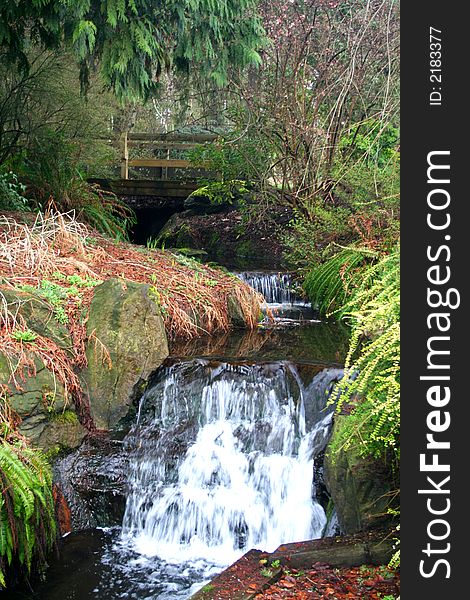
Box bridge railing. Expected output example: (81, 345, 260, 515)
(120, 132, 218, 180)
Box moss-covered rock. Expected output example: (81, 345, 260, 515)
(39, 411, 86, 450)
(226, 292, 250, 328)
(82, 278, 169, 430)
(324, 415, 394, 534)
(0, 353, 86, 449)
(1, 289, 73, 354)
(0, 290, 85, 450)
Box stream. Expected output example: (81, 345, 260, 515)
(6, 272, 350, 600)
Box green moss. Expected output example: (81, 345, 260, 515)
(44, 445, 62, 462)
(325, 497, 335, 521)
(51, 409, 79, 425)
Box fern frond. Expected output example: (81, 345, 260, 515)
(0, 440, 56, 587)
(324, 246, 400, 461)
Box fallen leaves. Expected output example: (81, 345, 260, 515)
(254, 564, 400, 600)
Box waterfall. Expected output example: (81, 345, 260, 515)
(235, 272, 306, 305)
(235, 272, 316, 322)
(121, 360, 341, 568)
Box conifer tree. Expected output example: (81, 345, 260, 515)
(0, 0, 266, 100)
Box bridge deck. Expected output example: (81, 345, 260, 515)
(107, 178, 200, 198)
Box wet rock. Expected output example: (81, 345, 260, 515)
(53, 438, 129, 529)
(227, 291, 251, 328)
(324, 415, 395, 534)
(82, 278, 169, 431)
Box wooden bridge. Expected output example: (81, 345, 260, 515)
(96, 131, 218, 207)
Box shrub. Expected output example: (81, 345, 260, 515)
(0, 172, 30, 212)
(188, 134, 271, 183)
(303, 247, 374, 314)
(188, 180, 249, 207)
(331, 248, 400, 461)
(339, 120, 399, 168)
(304, 245, 400, 462)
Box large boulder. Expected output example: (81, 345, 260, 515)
(324, 415, 395, 534)
(82, 278, 169, 430)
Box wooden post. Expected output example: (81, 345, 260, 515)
(120, 131, 129, 179)
(162, 147, 170, 180)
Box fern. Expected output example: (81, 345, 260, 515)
(303, 246, 375, 314)
(0, 438, 56, 587)
(330, 247, 400, 460)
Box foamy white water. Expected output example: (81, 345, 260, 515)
(235, 272, 304, 305)
(121, 361, 339, 567)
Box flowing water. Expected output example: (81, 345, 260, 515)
(235, 271, 316, 322)
(235, 272, 302, 305)
(121, 360, 338, 567)
(7, 272, 348, 600)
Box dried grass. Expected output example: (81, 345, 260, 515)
(0, 211, 264, 339)
(0, 212, 92, 281)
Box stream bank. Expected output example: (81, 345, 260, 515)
(0, 213, 263, 451)
(156, 205, 295, 270)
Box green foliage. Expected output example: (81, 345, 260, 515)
(331, 248, 400, 461)
(339, 121, 399, 168)
(0, 439, 56, 587)
(171, 253, 205, 272)
(146, 237, 160, 250)
(19, 129, 135, 239)
(188, 136, 270, 182)
(304, 247, 374, 314)
(9, 330, 38, 343)
(51, 410, 79, 425)
(0, 49, 118, 169)
(261, 567, 274, 577)
(283, 204, 355, 270)
(332, 140, 400, 251)
(283, 148, 399, 271)
(17, 275, 102, 325)
(17, 281, 70, 325)
(0, 171, 30, 212)
(52, 273, 102, 288)
(0, 0, 266, 101)
(189, 180, 249, 207)
(78, 187, 136, 240)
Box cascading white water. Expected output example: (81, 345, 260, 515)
(121, 360, 339, 568)
(235, 271, 316, 323)
(235, 272, 305, 305)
